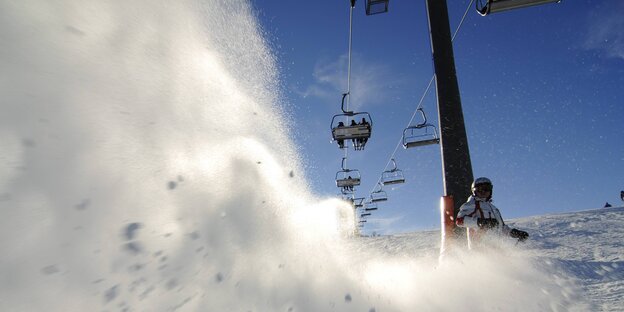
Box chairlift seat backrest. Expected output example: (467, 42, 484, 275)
(336, 177, 361, 188)
(382, 177, 406, 185)
(332, 124, 371, 141)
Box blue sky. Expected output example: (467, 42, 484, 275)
(252, 0, 624, 234)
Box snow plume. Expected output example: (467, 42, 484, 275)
(0, 1, 586, 311)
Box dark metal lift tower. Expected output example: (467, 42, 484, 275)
(425, 0, 474, 226)
(365, 0, 473, 241)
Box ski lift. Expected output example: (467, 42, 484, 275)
(370, 183, 388, 203)
(359, 220, 367, 223)
(381, 159, 405, 186)
(335, 157, 361, 192)
(354, 197, 365, 208)
(364, 201, 378, 211)
(365, 0, 389, 15)
(331, 93, 372, 151)
(476, 0, 560, 16)
(361, 213, 372, 217)
(403, 108, 439, 149)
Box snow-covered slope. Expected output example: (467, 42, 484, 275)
(512, 206, 624, 311)
(361, 206, 624, 311)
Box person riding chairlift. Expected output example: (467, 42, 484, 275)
(336, 122, 345, 149)
(359, 118, 370, 147)
(350, 120, 358, 147)
(346, 175, 354, 192)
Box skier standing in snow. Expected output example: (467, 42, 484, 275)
(455, 177, 529, 249)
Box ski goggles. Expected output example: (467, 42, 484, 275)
(474, 184, 492, 192)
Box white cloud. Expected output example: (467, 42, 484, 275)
(296, 83, 333, 99)
(296, 53, 402, 111)
(583, 1, 624, 60)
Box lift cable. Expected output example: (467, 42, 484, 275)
(366, 0, 475, 196)
(340, 0, 357, 167)
(346, 0, 355, 105)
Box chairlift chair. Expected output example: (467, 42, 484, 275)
(370, 190, 388, 202)
(331, 93, 373, 151)
(476, 0, 560, 16)
(370, 183, 388, 203)
(335, 158, 361, 192)
(354, 197, 365, 208)
(403, 108, 440, 149)
(360, 213, 372, 217)
(336, 174, 359, 189)
(381, 159, 406, 186)
(365, 0, 389, 15)
(364, 201, 378, 211)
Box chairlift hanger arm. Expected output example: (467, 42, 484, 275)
(417, 107, 428, 127)
(402, 109, 440, 148)
(341, 93, 353, 115)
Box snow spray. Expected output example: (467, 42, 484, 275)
(0, 1, 588, 311)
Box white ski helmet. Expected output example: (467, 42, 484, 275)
(471, 177, 493, 196)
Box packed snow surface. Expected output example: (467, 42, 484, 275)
(367, 206, 624, 311)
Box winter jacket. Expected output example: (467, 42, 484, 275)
(456, 196, 511, 248)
